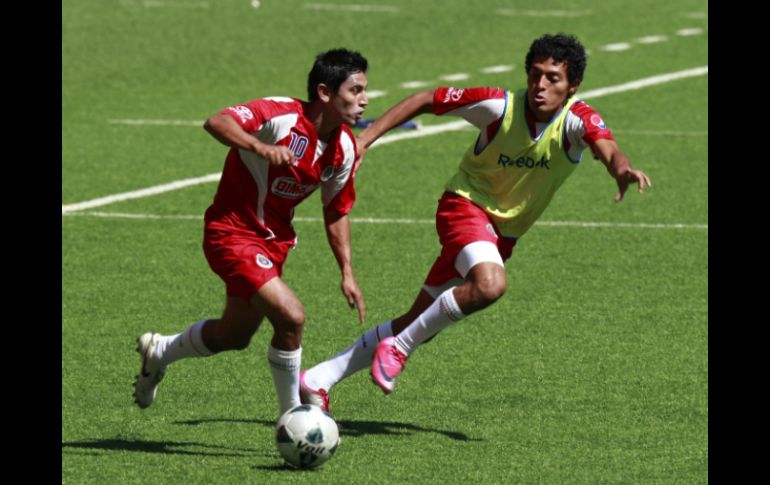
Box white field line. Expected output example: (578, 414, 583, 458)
(304, 3, 399, 12)
(366, 90, 387, 99)
(601, 43, 632, 52)
(677, 28, 704, 36)
(109, 119, 203, 126)
(143, 0, 210, 8)
(65, 66, 708, 214)
(61, 174, 221, 214)
(399, 81, 430, 89)
(636, 35, 668, 44)
(64, 211, 708, 230)
(577, 66, 707, 99)
(440, 73, 470, 81)
(496, 9, 591, 17)
(480, 65, 514, 74)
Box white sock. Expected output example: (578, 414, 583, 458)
(394, 288, 465, 356)
(304, 321, 393, 391)
(268, 346, 302, 415)
(155, 320, 213, 367)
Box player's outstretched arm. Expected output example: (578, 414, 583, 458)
(204, 113, 296, 167)
(323, 209, 366, 324)
(591, 138, 652, 202)
(356, 90, 435, 156)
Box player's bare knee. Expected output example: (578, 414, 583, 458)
(472, 274, 507, 307)
(276, 303, 305, 336)
(288, 304, 305, 329)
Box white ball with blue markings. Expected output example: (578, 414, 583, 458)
(275, 404, 340, 468)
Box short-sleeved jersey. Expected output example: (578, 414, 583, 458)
(204, 97, 358, 243)
(433, 87, 614, 238)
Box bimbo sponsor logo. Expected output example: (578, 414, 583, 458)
(272, 177, 315, 198)
(497, 154, 551, 169)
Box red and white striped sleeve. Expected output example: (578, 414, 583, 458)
(563, 101, 615, 160)
(219, 97, 300, 136)
(567, 101, 615, 146)
(432, 87, 507, 129)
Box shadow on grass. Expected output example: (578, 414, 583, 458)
(337, 419, 481, 442)
(175, 417, 481, 442)
(249, 463, 320, 472)
(61, 438, 257, 457)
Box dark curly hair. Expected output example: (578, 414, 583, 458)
(525, 34, 587, 85)
(307, 48, 368, 101)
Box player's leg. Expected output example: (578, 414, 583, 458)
(249, 276, 306, 416)
(201, 296, 265, 351)
(372, 249, 506, 393)
(301, 197, 474, 402)
(300, 288, 435, 409)
(134, 228, 282, 409)
(133, 296, 264, 409)
(372, 193, 514, 393)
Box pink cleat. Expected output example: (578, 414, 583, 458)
(299, 371, 330, 412)
(371, 336, 408, 394)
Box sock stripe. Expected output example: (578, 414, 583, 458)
(268, 358, 299, 371)
(439, 290, 465, 322)
(187, 328, 206, 356)
(267, 347, 301, 371)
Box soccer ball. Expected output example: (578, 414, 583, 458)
(275, 404, 340, 469)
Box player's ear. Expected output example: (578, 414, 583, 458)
(317, 83, 333, 102)
(568, 82, 580, 97)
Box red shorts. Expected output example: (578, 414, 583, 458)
(203, 225, 294, 301)
(424, 192, 517, 287)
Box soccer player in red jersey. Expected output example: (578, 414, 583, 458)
(133, 49, 369, 416)
(299, 34, 652, 408)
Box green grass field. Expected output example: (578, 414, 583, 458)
(62, 0, 707, 482)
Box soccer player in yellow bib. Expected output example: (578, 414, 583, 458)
(299, 34, 652, 408)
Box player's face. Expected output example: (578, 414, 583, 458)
(526, 57, 578, 122)
(330, 72, 369, 125)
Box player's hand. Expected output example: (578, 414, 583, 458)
(258, 144, 297, 168)
(341, 274, 366, 324)
(614, 168, 652, 202)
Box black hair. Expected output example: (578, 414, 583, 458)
(307, 48, 368, 101)
(525, 34, 587, 85)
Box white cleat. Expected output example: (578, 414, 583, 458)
(133, 332, 167, 409)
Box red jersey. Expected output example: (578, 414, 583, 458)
(204, 97, 358, 243)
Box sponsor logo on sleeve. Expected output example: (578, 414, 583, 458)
(228, 105, 254, 124)
(443, 87, 465, 103)
(590, 114, 606, 129)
